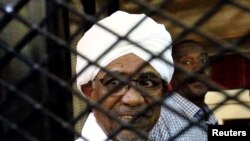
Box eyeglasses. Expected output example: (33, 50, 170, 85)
(93, 76, 163, 95)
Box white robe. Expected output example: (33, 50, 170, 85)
(75, 113, 111, 141)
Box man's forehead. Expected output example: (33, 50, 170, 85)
(99, 69, 161, 78)
(175, 44, 207, 57)
(105, 54, 150, 70)
(95, 53, 161, 78)
(96, 64, 160, 78)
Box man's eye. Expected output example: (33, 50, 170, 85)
(182, 60, 192, 65)
(102, 78, 121, 87)
(201, 58, 209, 64)
(138, 79, 161, 88)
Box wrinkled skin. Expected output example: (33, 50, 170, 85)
(82, 53, 165, 141)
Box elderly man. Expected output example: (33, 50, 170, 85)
(75, 11, 173, 141)
(150, 40, 218, 141)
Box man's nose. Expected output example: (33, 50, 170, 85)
(121, 87, 145, 106)
(192, 61, 204, 72)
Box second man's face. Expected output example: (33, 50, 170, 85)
(87, 53, 165, 141)
(172, 44, 210, 101)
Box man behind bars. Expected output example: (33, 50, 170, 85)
(75, 11, 173, 141)
(150, 40, 218, 141)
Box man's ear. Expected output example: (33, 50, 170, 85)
(166, 83, 173, 92)
(162, 82, 172, 95)
(81, 82, 93, 98)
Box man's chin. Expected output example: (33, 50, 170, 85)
(188, 82, 208, 94)
(115, 130, 147, 141)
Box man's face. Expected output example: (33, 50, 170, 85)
(84, 53, 164, 141)
(172, 43, 209, 101)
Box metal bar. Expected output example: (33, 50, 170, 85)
(81, 0, 96, 31)
(45, 0, 73, 140)
(107, 0, 120, 15)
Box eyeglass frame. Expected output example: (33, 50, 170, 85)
(91, 75, 166, 96)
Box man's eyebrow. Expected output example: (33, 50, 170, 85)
(102, 71, 126, 78)
(139, 72, 161, 78)
(178, 53, 208, 58)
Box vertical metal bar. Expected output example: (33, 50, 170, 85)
(81, 0, 96, 15)
(81, 0, 96, 31)
(107, 0, 120, 15)
(45, 0, 73, 141)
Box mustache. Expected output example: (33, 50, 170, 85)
(116, 105, 153, 117)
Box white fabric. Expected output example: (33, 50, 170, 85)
(75, 113, 109, 141)
(76, 11, 173, 94)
